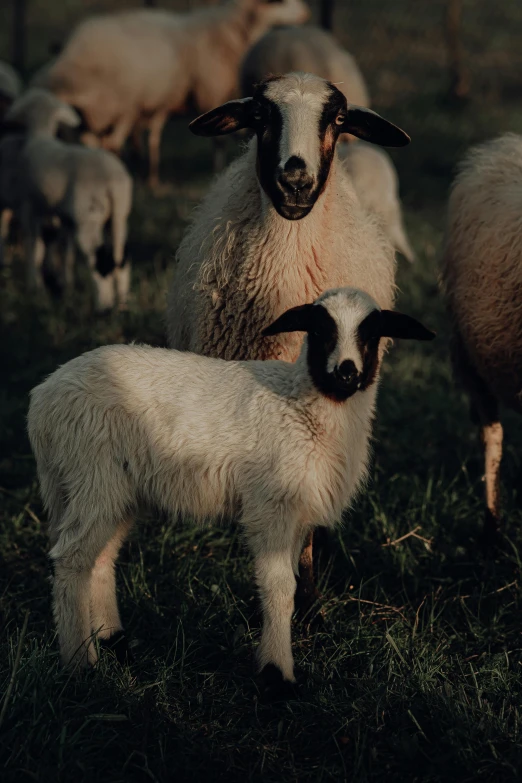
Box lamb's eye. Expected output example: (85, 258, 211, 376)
(252, 103, 270, 124)
(335, 113, 346, 127)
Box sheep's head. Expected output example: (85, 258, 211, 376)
(6, 88, 80, 138)
(190, 73, 409, 221)
(263, 287, 435, 402)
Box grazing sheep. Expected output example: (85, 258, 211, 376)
(0, 89, 133, 310)
(441, 133, 522, 543)
(36, 0, 310, 187)
(167, 72, 409, 615)
(339, 141, 415, 262)
(28, 286, 434, 690)
(240, 24, 369, 143)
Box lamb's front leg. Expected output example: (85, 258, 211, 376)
(246, 519, 297, 693)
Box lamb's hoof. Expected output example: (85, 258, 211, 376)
(99, 631, 134, 666)
(258, 664, 298, 703)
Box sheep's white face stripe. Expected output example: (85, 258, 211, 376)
(320, 289, 379, 374)
(278, 98, 324, 177)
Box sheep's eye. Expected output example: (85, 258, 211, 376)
(335, 113, 346, 127)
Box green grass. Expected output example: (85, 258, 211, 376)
(3, 2, 522, 780)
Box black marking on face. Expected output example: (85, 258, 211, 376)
(255, 81, 347, 221)
(356, 309, 382, 392)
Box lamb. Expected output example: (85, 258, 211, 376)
(0, 89, 133, 311)
(339, 141, 415, 262)
(166, 72, 410, 616)
(239, 24, 369, 143)
(36, 0, 310, 187)
(28, 285, 434, 691)
(440, 133, 522, 544)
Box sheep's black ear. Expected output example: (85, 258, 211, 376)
(262, 304, 316, 336)
(379, 310, 436, 341)
(189, 98, 254, 136)
(342, 106, 410, 147)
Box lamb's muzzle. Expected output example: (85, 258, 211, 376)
(28, 286, 434, 691)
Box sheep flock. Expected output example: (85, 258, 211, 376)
(2, 0, 521, 708)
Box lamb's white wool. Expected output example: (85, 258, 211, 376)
(440, 132, 522, 541)
(28, 286, 434, 685)
(0, 89, 132, 310)
(35, 0, 310, 185)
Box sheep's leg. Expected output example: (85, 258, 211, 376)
(90, 518, 133, 664)
(294, 529, 327, 624)
(249, 532, 297, 691)
(63, 233, 76, 293)
(147, 111, 168, 191)
(0, 208, 13, 267)
(482, 419, 503, 543)
(86, 250, 116, 313)
(114, 259, 131, 311)
(23, 212, 45, 291)
(100, 114, 136, 157)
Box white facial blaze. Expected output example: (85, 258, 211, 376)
(317, 288, 380, 375)
(264, 74, 332, 180)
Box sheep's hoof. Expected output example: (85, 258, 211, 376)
(257, 664, 298, 703)
(99, 630, 134, 666)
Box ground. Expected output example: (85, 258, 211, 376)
(2, 2, 522, 782)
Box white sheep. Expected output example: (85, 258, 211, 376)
(28, 285, 434, 692)
(36, 0, 310, 187)
(339, 141, 415, 262)
(166, 73, 410, 611)
(440, 133, 522, 544)
(240, 24, 370, 116)
(0, 89, 133, 311)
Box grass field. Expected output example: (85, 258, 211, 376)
(3, 2, 522, 781)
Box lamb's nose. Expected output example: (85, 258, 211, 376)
(277, 156, 314, 196)
(335, 360, 358, 385)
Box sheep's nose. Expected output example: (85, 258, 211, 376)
(277, 156, 314, 197)
(334, 360, 358, 385)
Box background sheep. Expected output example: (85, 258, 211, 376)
(0, 60, 22, 120)
(0, 89, 133, 310)
(239, 24, 370, 142)
(167, 72, 409, 616)
(440, 133, 522, 544)
(339, 141, 415, 262)
(28, 285, 434, 691)
(35, 0, 310, 188)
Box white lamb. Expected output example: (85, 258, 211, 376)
(339, 141, 415, 262)
(0, 89, 133, 311)
(28, 286, 434, 694)
(166, 73, 410, 610)
(36, 0, 310, 186)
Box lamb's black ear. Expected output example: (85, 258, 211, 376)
(342, 106, 410, 147)
(379, 310, 436, 341)
(189, 98, 254, 136)
(262, 304, 316, 336)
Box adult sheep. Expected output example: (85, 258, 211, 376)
(441, 133, 522, 544)
(167, 72, 410, 616)
(36, 0, 310, 188)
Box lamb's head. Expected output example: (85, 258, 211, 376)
(6, 88, 80, 138)
(190, 73, 409, 220)
(238, 0, 309, 28)
(263, 287, 435, 401)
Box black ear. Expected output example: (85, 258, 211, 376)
(189, 98, 254, 137)
(379, 310, 436, 341)
(262, 303, 316, 336)
(342, 106, 410, 147)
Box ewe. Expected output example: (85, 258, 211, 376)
(28, 286, 434, 692)
(0, 89, 132, 311)
(37, 0, 310, 187)
(441, 133, 522, 543)
(167, 72, 409, 614)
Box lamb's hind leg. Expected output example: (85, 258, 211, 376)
(90, 518, 134, 664)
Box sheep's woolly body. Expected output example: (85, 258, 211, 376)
(441, 133, 522, 407)
(240, 25, 369, 108)
(167, 140, 395, 361)
(339, 141, 415, 262)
